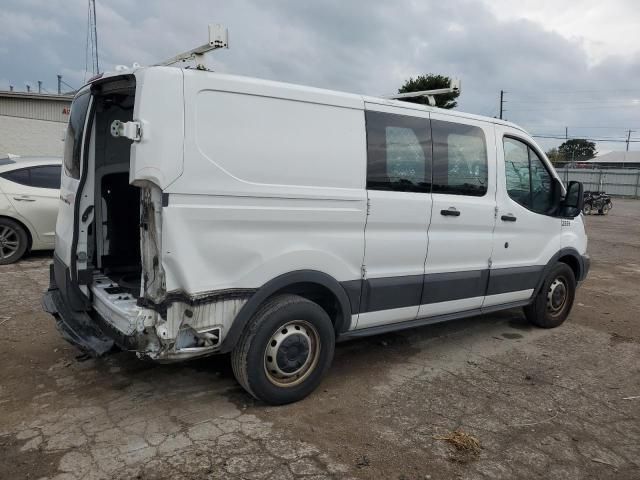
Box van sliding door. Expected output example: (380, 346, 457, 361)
(355, 108, 432, 329)
(419, 116, 497, 317)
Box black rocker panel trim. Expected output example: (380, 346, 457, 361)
(343, 266, 546, 315)
(338, 299, 531, 341)
(485, 265, 544, 296)
(421, 269, 489, 305)
(361, 274, 424, 313)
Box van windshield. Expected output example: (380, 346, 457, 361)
(63, 90, 91, 179)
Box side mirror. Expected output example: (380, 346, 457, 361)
(560, 181, 584, 218)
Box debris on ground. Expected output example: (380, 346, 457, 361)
(356, 454, 370, 468)
(434, 429, 481, 460)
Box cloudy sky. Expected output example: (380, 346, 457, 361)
(2, 0, 639, 152)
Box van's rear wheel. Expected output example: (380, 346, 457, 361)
(0, 218, 28, 265)
(231, 294, 335, 405)
(524, 263, 576, 328)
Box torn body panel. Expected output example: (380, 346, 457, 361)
(90, 181, 253, 361)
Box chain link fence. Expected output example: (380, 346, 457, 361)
(557, 167, 640, 198)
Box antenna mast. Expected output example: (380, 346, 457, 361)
(86, 0, 99, 76)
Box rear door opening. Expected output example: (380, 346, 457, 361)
(78, 77, 146, 335)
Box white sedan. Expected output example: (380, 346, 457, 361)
(0, 156, 62, 264)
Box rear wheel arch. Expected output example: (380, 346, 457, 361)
(220, 270, 354, 353)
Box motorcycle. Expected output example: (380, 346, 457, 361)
(583, 191, 612, 215)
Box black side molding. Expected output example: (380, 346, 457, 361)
(338, 299, 530, 341)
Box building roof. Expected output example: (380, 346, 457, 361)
(0, 91, 74, 102)
(584, 151, 640, 164)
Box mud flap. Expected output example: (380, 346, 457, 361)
(43, 288, 114, 357)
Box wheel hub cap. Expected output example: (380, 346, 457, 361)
(547, 278, 567, 314)
(264, 320, 320, 387)
(276, 334, 310, 373)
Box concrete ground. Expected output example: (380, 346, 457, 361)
(1, 199, 639, 480)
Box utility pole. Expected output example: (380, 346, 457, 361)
(499, 90, 505, 120)
(626, 130, 634, 152)
(37, 80, 42, 93)
(565, 126, 568, 139)
(57, 75, 62, 94)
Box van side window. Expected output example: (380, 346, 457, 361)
(431, 120, 488, 196)
(504, 137, 554, 214)
(365, 111, 430, 193)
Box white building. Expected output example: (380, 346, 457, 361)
(0, 91, 73, 157)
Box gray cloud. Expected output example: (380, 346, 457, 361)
(1, 0, 639, 151)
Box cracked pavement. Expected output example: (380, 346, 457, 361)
(1, 199, 639, 479)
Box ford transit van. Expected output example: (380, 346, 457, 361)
(43, 67, 589, 404)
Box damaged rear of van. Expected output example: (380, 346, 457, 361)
(44, 66, 367, 404)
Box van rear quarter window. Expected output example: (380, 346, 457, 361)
(432, 120, 488, 196)
(365, 111, 431, 192)
(63, 91, 91, 179)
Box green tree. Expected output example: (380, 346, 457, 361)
(558, 139, 597, 162)
(398, 74, 459, 109)
(545, 147, 565, 164)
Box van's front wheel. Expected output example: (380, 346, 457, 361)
(231, 294, 335, 405)
(524, 263, 576, 328)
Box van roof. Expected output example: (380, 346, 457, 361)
(98, 66, 526, 133)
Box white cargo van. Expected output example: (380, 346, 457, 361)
(43, 67, 589, 404)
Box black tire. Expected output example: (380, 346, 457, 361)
(231, 294, 335, 405)
(524, 263, 576, 328)
(0, 218, 28, 265)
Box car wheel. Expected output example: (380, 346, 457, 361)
(524, 263, 576, 328)
(0, 218, 28, 265)
(231, 294, 335, 405)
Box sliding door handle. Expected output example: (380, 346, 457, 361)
(501, 214, 517, 222)
(13, 196, 35, 202)
(440, 207, 460, 217)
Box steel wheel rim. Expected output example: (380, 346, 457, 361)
(264, 320, 321, 388)
(0, 225, 20, 260)
(547, 278, 568, 316)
